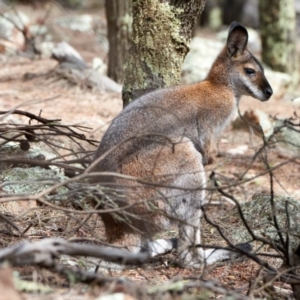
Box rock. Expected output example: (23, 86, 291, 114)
(92, 57, 107, 74)
(217, 27, 261, 53)
(0, 11, 30, 51)
(28, 24, 55, 58)
(36, 41, 55, 58)
(292, 97, 300, 107)
(232, 109, 300, 156)
(54, 64, 122, 93)
(181, 37, 222, 84)
(232, 109, 274, 139)
(217, 194, 300, 251)
(52, 41, 87, 68)
(29, 24, 48, 37)
(1, 166, 68, 196)
(51, 42, 121, 93)
(0, 127, 69, 196)
(263, 69, 292, 99)
(274, 118, 300, 157)
(226, 145, 248, 156)
(55, 14, 95, 33)
(96, 293, 137, 300)
(86, 71, 122, 93)
(0, 11, 30, 37)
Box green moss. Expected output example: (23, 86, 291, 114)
(120, 13, 132, 35)
(215, 194, 300, 251)
(259, 0, 299, 85)
(123, 0, 193, 105)
(2, 167, 68, 197)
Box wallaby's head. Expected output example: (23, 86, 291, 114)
(225, 21, 273, 101)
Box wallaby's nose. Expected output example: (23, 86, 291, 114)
(265, 86, 273, 98)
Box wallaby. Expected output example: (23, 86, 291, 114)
(90, 21, 273, 268)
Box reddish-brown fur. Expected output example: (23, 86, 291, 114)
(91, 22, 272, 267)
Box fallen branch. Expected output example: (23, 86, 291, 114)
(0, 238, 150, 267)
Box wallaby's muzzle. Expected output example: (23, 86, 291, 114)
(263, 85, 273, 100)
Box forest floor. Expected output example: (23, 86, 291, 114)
(0, 4, 300, 300)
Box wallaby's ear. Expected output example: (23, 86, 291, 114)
(227, 21, 248, 58)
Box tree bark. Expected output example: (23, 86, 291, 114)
(221, 0, 245, 25)
(105, 0, 132, 84)
(259, 0, 299, 81)
(122, 0, 206, 107)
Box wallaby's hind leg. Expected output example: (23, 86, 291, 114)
(102, 138, 249, 268)
(146, 213, 251, 268)
(136, 140, 248, 267)
(142, 238, 178, 257)
(139, 140, 208, 267)
(146, 237, 252, 266)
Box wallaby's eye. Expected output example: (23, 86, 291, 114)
(245, 68, 256, 75)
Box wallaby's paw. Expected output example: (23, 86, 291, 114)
(141, 238, 177, 257)
(178, 243, 253, 268)
(205, 243, 252, 263)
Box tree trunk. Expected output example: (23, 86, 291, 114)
(221, 0, 245, 25)
(122, 0, 206, 107)
(259, 0, 299, 81)
(105, 0, 132, 83)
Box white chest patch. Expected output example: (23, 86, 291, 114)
(214, 97, 237, 136)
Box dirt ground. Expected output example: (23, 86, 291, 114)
(0, 4, 300, 300)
